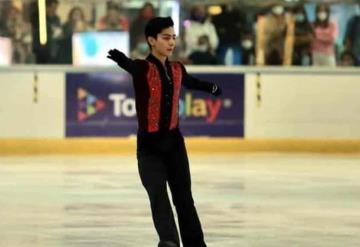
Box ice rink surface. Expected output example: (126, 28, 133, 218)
(1, 153, 360, 247)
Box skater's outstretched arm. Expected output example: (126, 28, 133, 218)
(107, 49, 140, 75)
(180, 64, 222, 96)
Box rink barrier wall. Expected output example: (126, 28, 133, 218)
(1, 138, 360, 155)
(1, 66, 360, 154)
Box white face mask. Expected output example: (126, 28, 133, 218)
(197, 44, 208, 52)
(242, 40, 253, 49)
(296, 14, 305, 23)
(272, 5, 284, 16)
(137, 42, 149, 54)
(317, 12, 328, 21)
(355, 5, 360, 15)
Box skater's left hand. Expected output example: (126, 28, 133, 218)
(211, 83, 222, 96)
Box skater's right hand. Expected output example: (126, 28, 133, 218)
(107, 49, 123, 63)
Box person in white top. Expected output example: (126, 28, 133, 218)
(183, 4, 219, 59)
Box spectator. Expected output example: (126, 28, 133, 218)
(188, 34, 218, 65)
(311, 4, 337, 66)
(0, 1, 11, 35)
(241, 32, 255, 65)
(130, 36, 149, 59)
(97, 2, 129, 31)
(256, 3, 295, 65)
(344, 4, 360, 66)
(339, 50, 356, 66)
(61, 6, 89, 64)
(213, 3, 246, 65)
(31, 0, 63, 64)
(292, 5, 313, 66)
(1, 4, 34, 63)
(183, 4, 219, 62)
(130, 2, 155, 51)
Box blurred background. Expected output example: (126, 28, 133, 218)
(1, 1, 360, 247)
(0, 0, 359, 66)
(1, 0, 360, 144)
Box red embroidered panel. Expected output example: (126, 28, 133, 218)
(169, 62, 182, 129)
(146, 63, 162, 132)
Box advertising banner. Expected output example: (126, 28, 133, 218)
(66, 72, 244, 137)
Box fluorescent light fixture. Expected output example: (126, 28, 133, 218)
(208, 5, 222, 15)
(38, 0, 47, 45)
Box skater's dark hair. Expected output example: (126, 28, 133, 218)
(145, 16, 174, 40)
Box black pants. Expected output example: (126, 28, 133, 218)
(137, 129, 206, 247)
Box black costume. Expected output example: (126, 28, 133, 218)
(108, 49, 221, 247)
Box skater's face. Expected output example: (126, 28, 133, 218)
(148, 27, 176, 57)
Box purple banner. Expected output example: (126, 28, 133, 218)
(66, 72, 244, 137)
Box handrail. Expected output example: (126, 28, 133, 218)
(0, 65, 359, 74)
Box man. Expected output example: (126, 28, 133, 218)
(256, 3, 294, 65)
(107, 17, 221, 247)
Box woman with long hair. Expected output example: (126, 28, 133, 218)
(61, 6, 89, 64)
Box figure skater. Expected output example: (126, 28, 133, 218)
(107, 16, 221, 247)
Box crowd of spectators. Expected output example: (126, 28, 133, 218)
(0, 0, 359, 66)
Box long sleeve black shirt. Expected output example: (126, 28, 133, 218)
(115, 52, 215, 133)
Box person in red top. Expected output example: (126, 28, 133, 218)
(107, 17, 221, 247)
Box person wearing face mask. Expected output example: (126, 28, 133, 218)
(241, 33, 255, 65)
(256, 2, 294, 65)
(311, 4, 337, 66)
(344, 3, 360, 66)
(188, 34, 218, 65)
(131, 36, 150, 59)
(184, 4, 219, 62)
(292, 5, 313, 66)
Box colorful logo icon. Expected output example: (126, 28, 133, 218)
(77, 88, 106, 122)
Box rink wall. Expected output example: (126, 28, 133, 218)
(1, 66, 360, 154)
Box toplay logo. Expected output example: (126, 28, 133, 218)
(109, 92, 227, 123)
(179, 93, 223, 123)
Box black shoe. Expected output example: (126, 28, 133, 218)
(158, 240, 179, 247)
